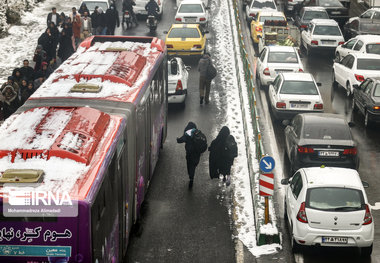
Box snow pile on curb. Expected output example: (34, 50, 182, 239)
(210, 0, 281, 257)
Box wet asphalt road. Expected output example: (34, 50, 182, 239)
(113, 0, 252, 262)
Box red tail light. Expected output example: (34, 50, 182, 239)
(299, 68, 303, 72)
(193, 44, 202, 49)
(363, 204, 373, 225)
(300, 24, 307, 28)
(276, 102, 286, 108)
(175, 18, 182, 22)
(297, 202, 308, 223)
(355, 74, 365, 82)
(263, 68, 270, 76)
(311, 40, 318, 45)
(314, 103, 323, 110)
(176, 80, 183, 91)
(256, 26, 262, 32)
(124, 11, 130, 15)
(166, 44, 173, 48)
(338, 41, 345, 45)
(343, 147, 357, 155)
(199, 17, 206, 21)
(298, 146, 314, 153)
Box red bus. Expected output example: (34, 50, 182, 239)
(0, 36, 168, 262)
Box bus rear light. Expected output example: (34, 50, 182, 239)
(298, 146, 314, 153)
(263, 68, 270, 76)
(276, 102, 286, 108)
(314, 103, 323, 110)
(311, 40, 318, 45)
(343, 147, 357, 155)
(297, 202, 308, 223)
(176, 80, 183, 91)
(355, 74, 365, 82)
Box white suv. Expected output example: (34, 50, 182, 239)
(282, 167, 374, 256)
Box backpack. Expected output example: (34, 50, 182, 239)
(192, 129, 207, 153)
(206, 63, 217, 80)
(224, 135, 238, 159)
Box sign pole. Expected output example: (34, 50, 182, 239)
(264, 196, 269, 224)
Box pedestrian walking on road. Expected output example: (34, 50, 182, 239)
(97, 7, 107, 35)
(177, 121, 207, 189)
(198, 52, 217, 104)
(105, 4, 120, 35)
(208, 126, 238, 186)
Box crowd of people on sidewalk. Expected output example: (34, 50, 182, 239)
(0, 3, 121, 121)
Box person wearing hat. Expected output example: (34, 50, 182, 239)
(33, 44, 47, 71)
(0, 83, 20, 120)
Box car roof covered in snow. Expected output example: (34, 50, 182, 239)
(258, 10, 285, 17)
(302, 167, 363, 189)
(281, 72, 315, 82)
(30, 36, 165, 104)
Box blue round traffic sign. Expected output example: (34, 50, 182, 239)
(260, 156, 275, 173)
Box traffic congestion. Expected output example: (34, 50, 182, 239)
(0, 0, 380, 262)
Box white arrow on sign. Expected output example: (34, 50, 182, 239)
(263, 159, 272, 170)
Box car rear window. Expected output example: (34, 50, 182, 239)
(82, 1, 108, 11)
(303, 11, 329, 20)
(178, 3, 204, 13)
(319, 0, 343, 7)
(168, 28, 200, 38)
(313, 25, 341, 36)
(280, 81, 319, 95)
(366, 43, 380, 54)
(268, 51, 298, 63)
(252, 1, 276, 9)
(374, 84, 380, 97)
(303, 122, 351, 140)
(307, 187, 364, 211)
(259, 16, 285, 23)
(357, 59, 380, 70)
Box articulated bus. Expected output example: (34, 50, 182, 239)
(0, 36, 168, 262)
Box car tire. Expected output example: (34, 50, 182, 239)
(361, 244, 373, 257)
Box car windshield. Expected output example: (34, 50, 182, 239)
(259, 16, 285, 22)
(168, 28, 200, 38)
(303, 11, 329, 20)
(319, 0, 343, 7)
(82, 1, 108, 11)
(252, 0, 276, 8)
(303, 122, 352, 140)
(357, 59, 380, 70)
(307, 187, 364, 211)
(366, 43, 380, 54)
(268, 51, 298, 63)
(360, 22, 380, 34)
(280, 81, 319, 95)
(313, 25, 341, 36)
(178, 4, 204, 13)
(374, 84, 380, 97)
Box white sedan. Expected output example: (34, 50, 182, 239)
(333, 53, 380, 96)
(301, 19, 345, 56)
(268, 72, 323, 120)
(256, 46, 304, 89)
(168, 57, 190, 104)
(282, 167, 374, 256)
(175, 0, 209, 26)
(335, 35, 380, 61)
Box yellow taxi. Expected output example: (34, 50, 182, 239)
(251, 11, 287, 44)
(164, 24, 208, 56)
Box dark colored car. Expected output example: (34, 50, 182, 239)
(352, 77, 380, 127)
(284, 113, 359, 173)
(343, 18, 380, 40)
(294, 6, 329, 29)
(294, 0, 349, 25)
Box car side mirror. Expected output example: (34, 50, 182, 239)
(281, 178, 290, 185)
(185, 66, 191, 71)
(317, 82, 322, 86)
(282, 119, 290, 126)
(362, 181, 369, 188)
(163, 31, 168, 34)
(353, 84, 359, 90)
(348, 121, 356, 127)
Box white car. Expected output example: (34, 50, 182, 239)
(168, 57, 190, 104)
(282, 167, 374, 256)
(177, 0, 208, 8)
(333, 53, 380, 96)
(175, 0, 209, 26)
(256, 46, 304, 89)
(301, 19, 345, 56)
(245, 0, 277, 23)
(335, 35, 380, 61)
(135, 0, 164, 18)
(268, 73, 323, 120)
(80, 0, 110, 13)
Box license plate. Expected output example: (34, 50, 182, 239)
(322, 40, 335, 44)
(322, 236, 348, 244)
(275, 70, 293, 74)
(185, 18, 197, 23)
(291, 103, 308, 108)
(331, 11, 341, 14)
(318, 151, 339, 157)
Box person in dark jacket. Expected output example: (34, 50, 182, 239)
(0, 84, 20, 120)
(48, 22, 60, 56)
(34, 61, 52, 80)
(19, 59, 34, 81)
(198, 52, 213, 104)
(105, 4, 120, 35)
(208, 126, 237, 186)
(123, 0, 138, 26)
(38, 28, 55, 62)
(21, 81, 36, 104)
(18, 78, 28, 103)
(58, 24, 74, 62)
(97, 7, 107, 35)
(91, 6, 100, 32)
(145, 0, 160, 18)
(78, 3, 90, 16)
(47, 7, 61, 26)
(177, 121, 202, 189)
(33, 45, 47, 71)
(12, 68, 23, 87)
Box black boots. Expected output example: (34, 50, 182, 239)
(200, 97, 204, 104)
(188, 180, 193, 189)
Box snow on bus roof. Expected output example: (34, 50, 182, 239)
(31, 41, 161, 102)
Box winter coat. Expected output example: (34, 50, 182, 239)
(38, 30, 55, 61)
(105, 6, 120, 30)
(72, 15, 82, 38)
(47, 12, 62, 26)
(80, 16, 92, 33)
(208, 126, 235, 178)
(19, 65, 34, 81)
(20, 84, 36, 104)
(97, 8, 107, 28)
(198, 54, 211, 77)
(78, 4, 90, 16)
(177, 121, 201, 165)
(58, 27, 74, 61)
(90, 11, 100, 28)
(123, 0, 136, 11)
(145, 0, 160, 17)
(0, 85, 20, 119)
(33, 49, 47, 71)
